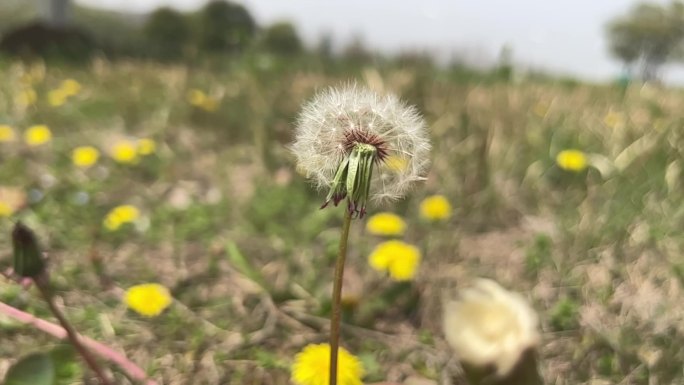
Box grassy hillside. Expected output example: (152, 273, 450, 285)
(0, 57, 682, 384)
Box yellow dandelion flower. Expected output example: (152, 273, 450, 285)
(0, 201, 13, 217)
(532, 101, 549, 118)
(187, 89, 207, 106)
(48, 88, 69, 107)
(556, 149, 587, 172)
(124, 283, 172, 317)
(603, 111, 624, 129)
(71, 146, 100, 169)
(368, 240, 421, 281)
(366, 212, 406, 236)
(137, 138, 156, 156)
(419, 195, 452, 221)
(16, 88, 37, 107)
(291, 343, 364, 385)
(384, 155, 408, 172)
(111, 140, 139, 164)
(0, 125, 16, 143)
(103, 204, 140, 231)
(24, 125, 52, 147)
(200, 97, 219, 112)
(60, 79, 82, 97)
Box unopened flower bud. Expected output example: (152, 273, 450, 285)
(12, 222, 46, 278)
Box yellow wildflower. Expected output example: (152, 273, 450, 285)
(60, 79, 82, 97)
(103, 204, 140, 231)
(137, 138, 156, 156)
(0, 201, 12, 217)
(556, 149, 587, 172)
(187, 89, 218, 112)
(187, 89, 207, 106)
(366, 212, 406, 236)
(368, 240, 421, 281)
(603, 111, 624, 129)
(124, 283, 172, 317)
(48, 88, 69, 107)
(420, 195, 452, 221)
(16, 88, 37, 107)
(384, 155, 408, 172)
(71, 146, 100, 169)
(291, 343, 364, 385)
(111, 140, 139, 164)
(24, 125, 52, 147)
(0, 125, 16, 142)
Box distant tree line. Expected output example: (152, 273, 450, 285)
(606, 1, 684, 81)
(0, 0, 305, 61)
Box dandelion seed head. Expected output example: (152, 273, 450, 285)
(292, 84, 430, 205)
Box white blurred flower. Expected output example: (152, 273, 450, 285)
(292, 84, 430, 216)
(443, 279, 540, 377)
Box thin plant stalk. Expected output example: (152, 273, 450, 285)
(34, 274, 113, 385)
(329, 208, 353, 385)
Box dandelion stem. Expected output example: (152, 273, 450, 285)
(330, 208, 353, 385)
(34, 274, 113, 385)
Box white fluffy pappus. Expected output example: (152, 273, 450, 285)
(443, 279, 540, 377)
(291, 84, 431, 204)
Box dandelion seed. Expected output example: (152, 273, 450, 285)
(443, 279, 540, 377)
(556, 149, 587, 172)
(365, 212, 406, 236)
(24, 125, 52, 147)
(291, 343, 364, 385)
(292, 85, 430, 217)
(419, 195, 452, 221)
(72, 146, 100, 169)
(368, 240, 421, 281)
(103, 205, 140, 231)
(111, 140, 139, 164)
(0, 125, 16, 143)
(124, 283, 172, 317)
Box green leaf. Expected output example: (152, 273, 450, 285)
(4, 353, 56, 385)
(49, 344, 82, 384)
(225, 241, 266, 289)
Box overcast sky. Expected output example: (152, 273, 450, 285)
(76, 0, 684, 83)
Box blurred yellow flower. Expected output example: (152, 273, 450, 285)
(24, 125, 52, 147)
(103, 204, 140, 231)
(556, 149, 587, 172)
(420, 195, 452, 221)
(369, 240, 421, 281)
(16, 88, 37, 107)
(137, 138, 156, 156)
(291, 343, 364, 385)
(532, 101, 549, 118)
(187, 89, 218, 112)
(0, 201, 12, 217)
(111, 140, 139, 164)
(603, 111, 624, 129)
(366, 212, 406, 236)
(60, 79, 82, 97)
(72, 146, 100, 168)
(124, 283, 172, 317)
(48, 88, 69, 107)
(0, 125, 16, 142)
(384, 155, 408, 172)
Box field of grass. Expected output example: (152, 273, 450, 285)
(1, 57, 683, 384)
